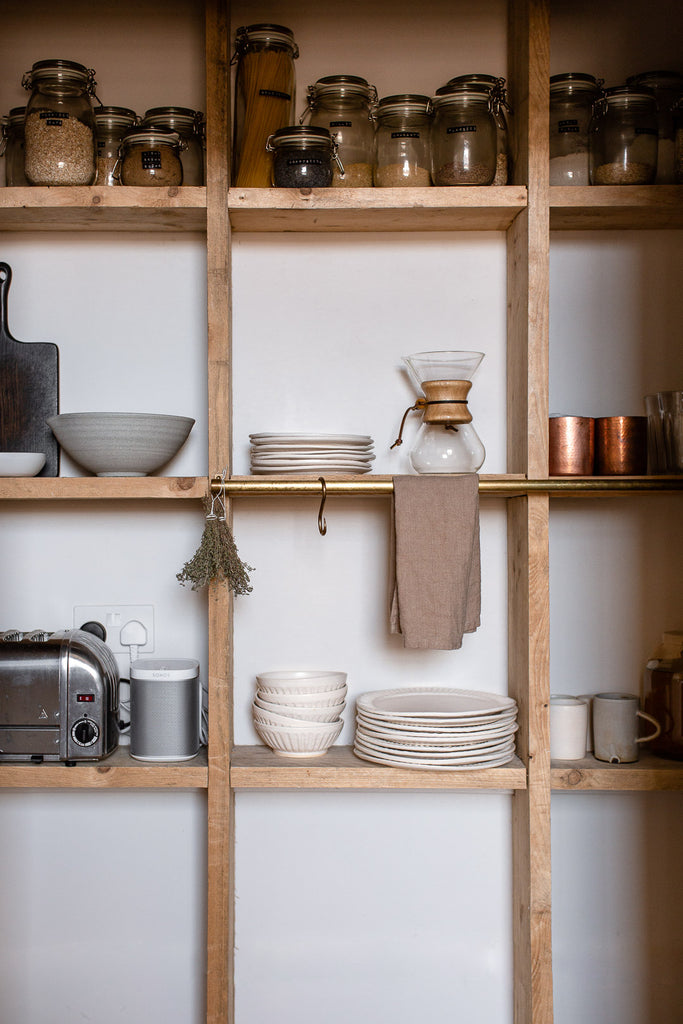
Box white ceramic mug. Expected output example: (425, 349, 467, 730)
(550, 695, 588, 760)
(592, 692, 661, 764)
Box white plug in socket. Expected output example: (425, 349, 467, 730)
(74, 605, 154, 654)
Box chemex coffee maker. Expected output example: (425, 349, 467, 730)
(392, 350, 486, 473)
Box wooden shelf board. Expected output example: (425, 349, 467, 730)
(552, 752, 683, 791)
(228, 185, 528, 232)
(0, 186, 207, 231)
(230, 745, 527, 789)
(0, 476, 206, 501)
(550, 185, 683, 230)
(0, 746, 208, 789)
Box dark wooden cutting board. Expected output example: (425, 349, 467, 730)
(0, 262, 60, 476)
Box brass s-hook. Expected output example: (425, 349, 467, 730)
(317, 477, 327, 536)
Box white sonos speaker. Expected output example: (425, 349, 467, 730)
(130, 658, 201, 761)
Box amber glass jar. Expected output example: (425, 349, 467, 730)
(22, 59, 97, 185)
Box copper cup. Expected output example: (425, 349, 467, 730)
(594, 416, 647, 475)
(549, 416, 594, 475)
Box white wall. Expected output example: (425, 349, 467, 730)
(0, 1, 681, 1022)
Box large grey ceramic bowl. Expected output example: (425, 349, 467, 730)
(47, 412, 195, 476)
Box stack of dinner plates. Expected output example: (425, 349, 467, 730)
(354, 687, 518, 770)
(249, 432, 375, 474)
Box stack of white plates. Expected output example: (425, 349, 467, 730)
(354, 687, 518, 770)
(249, 433, 375, 474)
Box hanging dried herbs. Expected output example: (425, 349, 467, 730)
(177, 487, 254, 595)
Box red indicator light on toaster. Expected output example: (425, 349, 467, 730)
(77, 694, 95, 702)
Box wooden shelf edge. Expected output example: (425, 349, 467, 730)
(550, 185, 683, 230)
(230, 745, 527, 789)
(0, 476, 207, 501)
(228, 185, 528, 232)
(0, 186, 207, 231)
(0, 746, 209, 789)
(552, 753, 683, 791)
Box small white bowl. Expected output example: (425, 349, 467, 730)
(253, 704, 345, 729)
(254, 696, 345, 723)
(256, 670, 347, 694)
(256, 685, 347, 708)
(254, 717, 343, 758)
(47, 412, 194, 476)
(0, 452, 46, 477)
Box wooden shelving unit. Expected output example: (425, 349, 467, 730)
(1, 1, 681, 1022)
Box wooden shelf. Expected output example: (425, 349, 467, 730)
(550, 185, 683, 230)
(230, 744, 527, 790)
(0, 745, 208, 789)
(228, 185, 528, 232)
(552, 752, 683, 791)
(0, 186, 207, 231)
(0, 476, 206, 501)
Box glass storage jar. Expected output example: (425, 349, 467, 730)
(373, 94, 432, 186)
(643, 631, 683, 761)
(302, 75, 377, 186)
(589, 86, 658, 185)
(675, 98, 683, 184)
(549, 73, 602, 185)
(2, 107, 28, 186)
(142, 106, 204, 185)
(266, 125, 342, 187)
(94, 106, 137, 186)
(118, 127, 184, 186)
(439, 74, 511, 184)
(626, 70, 683, 183)
(430, 86, 497, 185)
(232, 23, 298, 188)
(22, 59, 97, 185)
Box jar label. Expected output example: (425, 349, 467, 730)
(287, 157, 324, 166)
(142, 150, 163, 169)
(558, 119, 580, 133)
(391, 131, 420, 139)
(635, 128, 658, 136)
(259, 89, 291, 101)
(447, 124, 477, 134)
(329, 120, 352, 128)
(40, 110, 69, 127)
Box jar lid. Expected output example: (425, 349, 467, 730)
(601, 85, 657, 106)
(95, 106, 138, 128)
(432, 87, 493, 110)
(550, 72, 602, 94)
(122, 127, 182, 148)
(234, 24, 298, 57)
(7, 106, 26, 125)
(266, 124, 334, 150)
(626, 70, 683, 93)
(309, 75, 376, 102)
(443, 73, 503, 91)
(143, 106, 200, 130)
(23, 58, 96, 92)
(376, 94, 433, 118)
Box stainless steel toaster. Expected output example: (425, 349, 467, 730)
(0, 628, 119, 762)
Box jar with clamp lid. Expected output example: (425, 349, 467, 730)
(94, 106, 137, 186)
(232, 23, 299, 188)
(266, 125, 343, 187)
(22, 59, 97, 185)
(302, 75, 377, 186)
(143, 106, 204, 185)
(549, 73, 602, 185)
(373, 94, 432, 187)
(626, 71, 683, 183)
(118, 127, 184, 186)
(2, 107, 28, 185)
(589, 86, 658, 185)
(431, 85, 497, 185)
(439, 74, 511, 184)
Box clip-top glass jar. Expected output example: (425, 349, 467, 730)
(118, 127, 184, 186)
(143, 106, 204, 185)
(431, 86, 497, 186)
(22, 59, 97, 185)
(2, 107, 28, 186)
(589, 86, 658, 185)
(232, 23, 299, 188)
(643, 631, 683, 760)
(302, 75, 377, 186)
(373, 94, 432, 187)
(439, 74, 511, 184)
(94, 106, 137, 186)
(626, 70, 683, 183)
(266, 125, 343, 187)
(549, 73, 603, 185)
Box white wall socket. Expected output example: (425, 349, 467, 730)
(73, 605, 155, 654)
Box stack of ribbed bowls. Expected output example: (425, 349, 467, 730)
(253, 670, 347, 757)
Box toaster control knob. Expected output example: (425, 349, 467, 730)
(71, 718, 99, 747)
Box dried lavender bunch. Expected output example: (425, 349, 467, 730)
(177, 495, 254, 594)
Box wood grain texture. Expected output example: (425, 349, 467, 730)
(0, 746, 208, 788)
(0, 477, 205, 500)
(0, 186, 206, 231)
(552, 752, 683, 790)
(550, 185, 683, 230)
